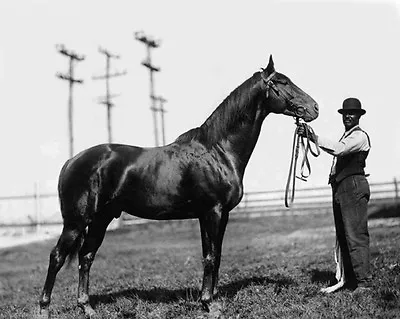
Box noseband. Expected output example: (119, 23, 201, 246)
(260, 70, 305, 118)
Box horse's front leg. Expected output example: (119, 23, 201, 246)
(198, 204, 228, 310)
(212, 211, 229, 297)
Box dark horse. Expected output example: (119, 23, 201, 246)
(38, 55, 318, 318)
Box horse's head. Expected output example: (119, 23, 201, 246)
(260, 55, 319, 122)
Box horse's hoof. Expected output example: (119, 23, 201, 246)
(208, 301, 223, 319)
(84, 307, 97, 319)
(35, 307, 50, 319)
(79, 304, 97, 319)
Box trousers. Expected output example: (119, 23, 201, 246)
(331, 174, 370, 284)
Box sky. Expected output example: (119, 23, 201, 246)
(0, 0, 400, 197)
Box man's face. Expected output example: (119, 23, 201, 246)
(342, 111, 361, 131)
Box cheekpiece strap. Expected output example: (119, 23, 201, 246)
(260, 70, 276, 98)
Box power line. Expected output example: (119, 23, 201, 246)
(134, 31, 163, 147)
(93, 47, 127, 143)
(56, 44, 85, 158)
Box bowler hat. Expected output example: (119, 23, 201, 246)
(338, 98, 366, 115)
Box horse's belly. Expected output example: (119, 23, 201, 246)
(122, 201, 200, 220)
(119, 186, 201, 220)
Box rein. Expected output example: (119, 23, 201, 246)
(284, 118, 320, 208)
(260, 69, 320, 207)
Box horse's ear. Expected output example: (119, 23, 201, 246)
(265, 54, 275, 74)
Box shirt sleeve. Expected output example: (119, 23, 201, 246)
(317, 131, 369, 156)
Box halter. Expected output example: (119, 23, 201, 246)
(260, 70, 306, 118)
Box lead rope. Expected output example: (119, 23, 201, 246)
(284, 118, 320, 208)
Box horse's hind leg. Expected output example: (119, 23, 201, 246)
(38, 223, 84, 317)
(77, 212, 114, 318)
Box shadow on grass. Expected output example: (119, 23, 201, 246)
(221, 275, 296, 297)
(309, 268, 336, 285)
(368, 203, 400, 219)
(91, 275, 295, 306)
(92, 286, 198, 306)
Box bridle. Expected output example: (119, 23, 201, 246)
(260, 69, 320, 208)
(260, 70, 306, 119)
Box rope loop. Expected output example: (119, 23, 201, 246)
(284, 118, 320, 208)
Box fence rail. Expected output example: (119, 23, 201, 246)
(231, 178, 400, 219)
(0, 178, 399, 228)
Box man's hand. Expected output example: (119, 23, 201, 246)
(297, 123, 317, 143)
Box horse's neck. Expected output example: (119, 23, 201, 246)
(200, 75, 267, 176)
(220, 104, 267, 177)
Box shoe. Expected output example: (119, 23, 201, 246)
(342, 280, 358, 291)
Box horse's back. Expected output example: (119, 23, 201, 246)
(59, 144, 143, 186)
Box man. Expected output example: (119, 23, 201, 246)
(299, 97, 371, 293)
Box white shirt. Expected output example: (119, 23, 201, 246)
(317, 125, 370, 176)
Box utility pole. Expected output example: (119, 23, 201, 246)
(134, 31, 161, 147)
(56, 44, 85, 158)
(153, 95, 167, 146)
(93, 47, 127, 143)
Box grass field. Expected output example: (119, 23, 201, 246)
(0, 213, 399, 319)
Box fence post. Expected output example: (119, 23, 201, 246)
(394, 177, 399, 202)
(242, 192, 248, 218)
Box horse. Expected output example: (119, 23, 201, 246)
(38, 55, 319, 318)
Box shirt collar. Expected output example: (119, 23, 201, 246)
(343, 125, 360, 138)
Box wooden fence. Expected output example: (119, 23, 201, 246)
(229, 179, 400, 219)
(122, 178, 400, 224)
(0, 178, 399, 228)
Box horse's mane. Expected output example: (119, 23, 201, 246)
(175, 72, 260, 146)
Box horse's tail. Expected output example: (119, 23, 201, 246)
(65, 223, 87, 266)
(56, 145, 113, 265)
(57, 158, 88, 266)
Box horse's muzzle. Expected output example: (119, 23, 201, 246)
(301, 102, 319, 122)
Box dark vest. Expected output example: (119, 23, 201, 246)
(329, 127, 370, 184)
